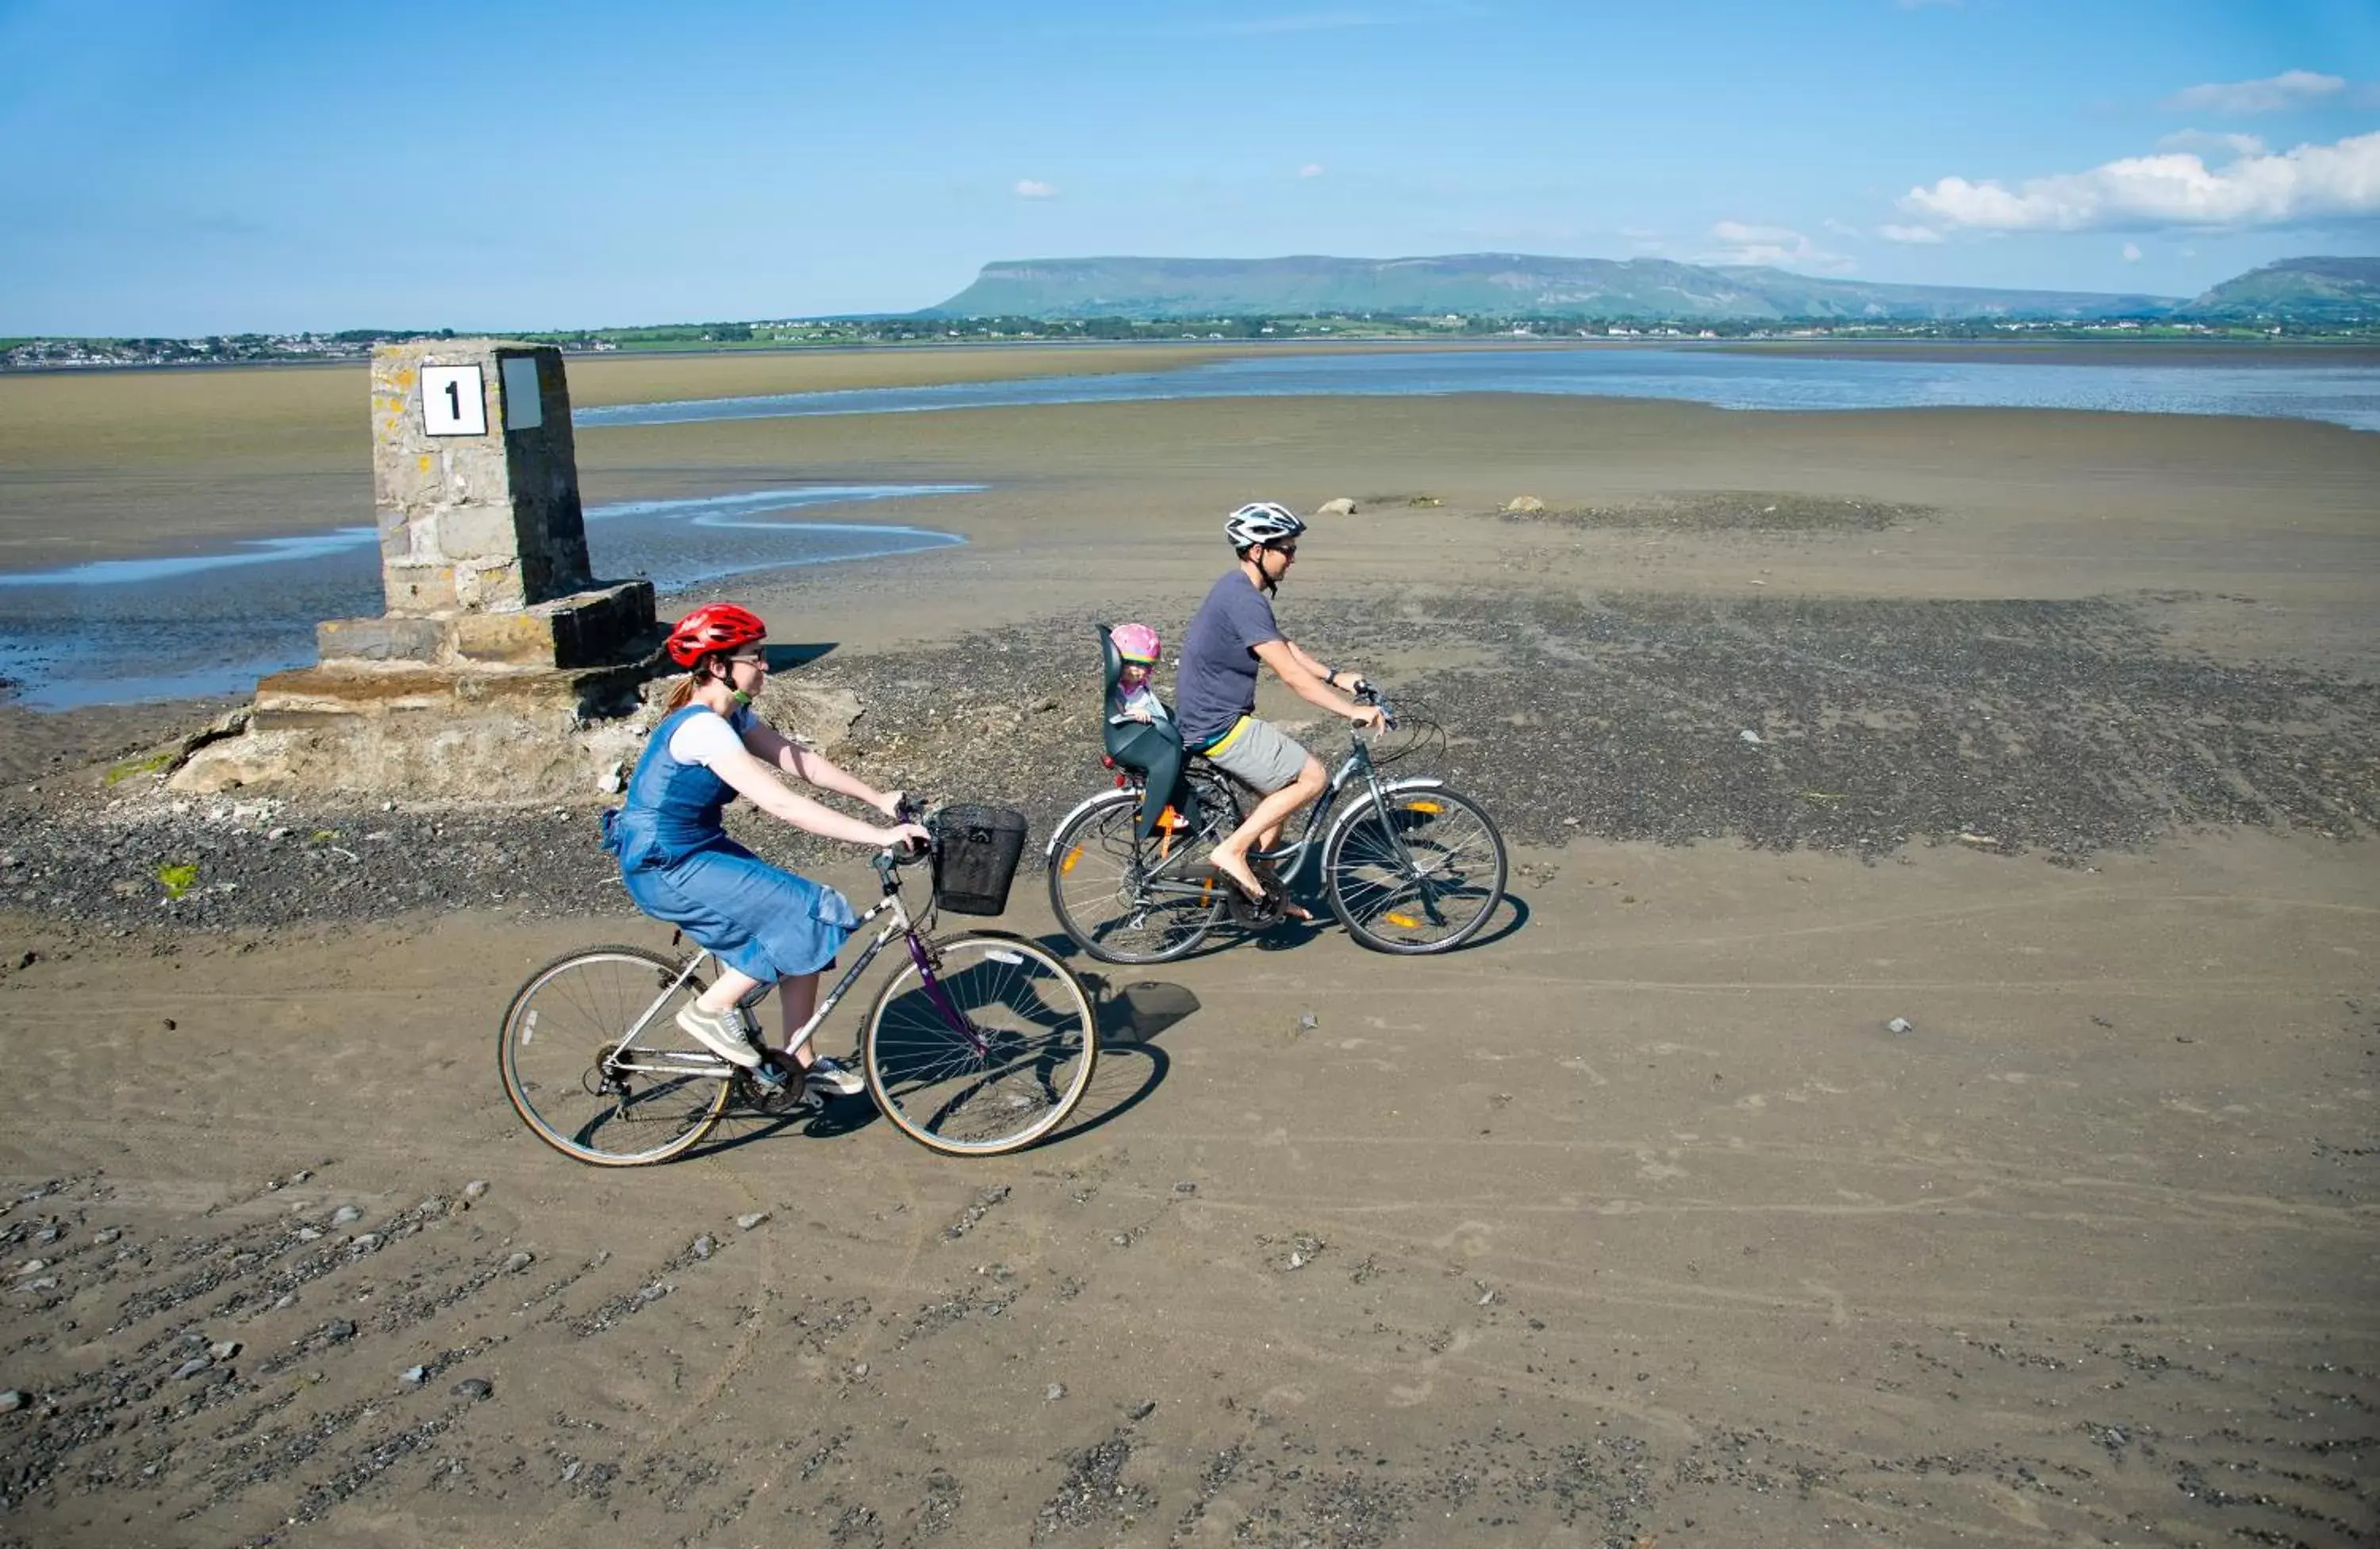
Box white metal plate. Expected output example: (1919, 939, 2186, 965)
(421, 365, 487, 436)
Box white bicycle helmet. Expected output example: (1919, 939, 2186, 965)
(1224, 501, 1308, 552)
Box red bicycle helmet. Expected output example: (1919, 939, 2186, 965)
(664, 602, 767, 667)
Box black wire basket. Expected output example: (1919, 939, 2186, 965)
(929, 805, 1030, 916)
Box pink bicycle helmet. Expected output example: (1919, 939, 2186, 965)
(1111, 622, 1161, 664)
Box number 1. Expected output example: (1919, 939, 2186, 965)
(445, 381, 461, 419)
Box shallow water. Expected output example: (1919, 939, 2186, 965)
(576, 346, 2380, 433)
(0, 485, 976, 711)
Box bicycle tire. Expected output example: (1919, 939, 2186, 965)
(1046, 785, 1230, 964)
(1322, 786, 1508, 955)
(499, 944, 731, 1167)
(862, 931, 1099, 1157)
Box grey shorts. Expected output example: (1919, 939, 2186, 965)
(1200, 716, 1311, 794)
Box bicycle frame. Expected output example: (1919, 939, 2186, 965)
(601, 857, 985, 1082)
(1122, 718, 1446, 905)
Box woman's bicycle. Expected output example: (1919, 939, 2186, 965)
(1045, 690, 1508, 964)
(500, 813, 1097, 1165)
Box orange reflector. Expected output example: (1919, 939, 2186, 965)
(1386, 913, 1421, 928)
(1403, 801, 1442, 815)
(1060, 846, 1083, 874)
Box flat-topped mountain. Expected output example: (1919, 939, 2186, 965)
(923, 254, 2186, 322)
(2182, 256, 2380, 322)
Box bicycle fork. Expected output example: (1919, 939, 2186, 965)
(904, 932, 991, 1057)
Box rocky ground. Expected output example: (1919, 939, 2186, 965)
(1, 580, 2373, 941)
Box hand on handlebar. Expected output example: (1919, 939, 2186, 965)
(1349, 702, 1388, 732)
(881, 821, 933, 859)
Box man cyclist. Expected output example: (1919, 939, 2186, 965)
(1173, 502, 1384, 918)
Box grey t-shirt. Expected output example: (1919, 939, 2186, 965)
(1175, 570, 1282, 744)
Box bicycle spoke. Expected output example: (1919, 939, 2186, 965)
(501, 947, 729, 1166)
(866, 935, 1097, 1155)
(1325, 790, 1507, 954)
(1047, 791, 1226, 963)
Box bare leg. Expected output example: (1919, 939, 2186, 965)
(770, 971, 825, 1073)
(1210, 755, 1325, 921)
(694, 968, 762, 1016)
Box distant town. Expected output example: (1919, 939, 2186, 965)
(4, 311, 2372, 371)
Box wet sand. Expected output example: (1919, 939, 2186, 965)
(2, 353, 2378, 1547)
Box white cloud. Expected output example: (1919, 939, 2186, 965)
(1901, 129, 2380, 231)
(2155, 129, 2267, 159)
(1013, 179, 1058, 199)
(1877, 223, 1944, 244)
(2161, 69, 2344, 116)
(1703, 221, 1853, 271)
(1298, 163, 1325, 179)
(2122, 242, 2143, 261)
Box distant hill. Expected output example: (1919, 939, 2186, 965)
(2182, 256, 2380, 322)
(923, 254, 2184, 322)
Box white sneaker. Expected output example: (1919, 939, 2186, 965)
(802, 1055, 868, 1099)
(676, 1003, 760, 1068)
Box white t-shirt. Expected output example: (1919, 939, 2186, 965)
(669, 709, 749, 769)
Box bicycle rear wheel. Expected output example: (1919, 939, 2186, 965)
(1323, 786, 1508, 955)
(862, 932, 1098, 1156)
(1046, 783, 1230, 964)
(499, 944, 732, 1167)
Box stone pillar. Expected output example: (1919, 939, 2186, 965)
(370, 341, 593, 610)
(313, 339, 654, 671)
(171, 338, 666, 799)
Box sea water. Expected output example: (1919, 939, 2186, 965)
(577, 345, 2380, 434)
(0, 486, 976, 711)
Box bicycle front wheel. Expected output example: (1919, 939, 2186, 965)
(1046, 787, 1228, 964)
(499, 944, 731, 1167)
(1323, 786, 1509, 955)
(862, 932, 1098, 1156)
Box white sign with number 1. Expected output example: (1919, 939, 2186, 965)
(421, 365, 487, 436)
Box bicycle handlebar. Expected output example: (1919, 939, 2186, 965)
(872, 797, 935, 878)
(1353, 683, 1398, 733)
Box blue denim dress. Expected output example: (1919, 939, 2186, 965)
(601, 704, 860, 982)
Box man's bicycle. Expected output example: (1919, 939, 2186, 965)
(500, 816, 1096, 1165)
(1046, 690, 1507, 963)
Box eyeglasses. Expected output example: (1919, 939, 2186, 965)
(728, 652, 768, 667)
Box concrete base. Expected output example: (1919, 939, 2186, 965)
(164, 658, 868, 803)
(315, 580, 656, 671)
(169, 657, 657, 801)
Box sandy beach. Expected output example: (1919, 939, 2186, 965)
(2, 348, 2377, 1547)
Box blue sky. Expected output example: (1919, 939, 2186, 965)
(2, 0, 2376, 334)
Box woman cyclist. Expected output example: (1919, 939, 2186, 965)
(601, 602, 931, 1097)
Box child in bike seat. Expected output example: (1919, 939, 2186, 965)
(1108, 622, 1170, 728)
(1100, 621, 1191, 844)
